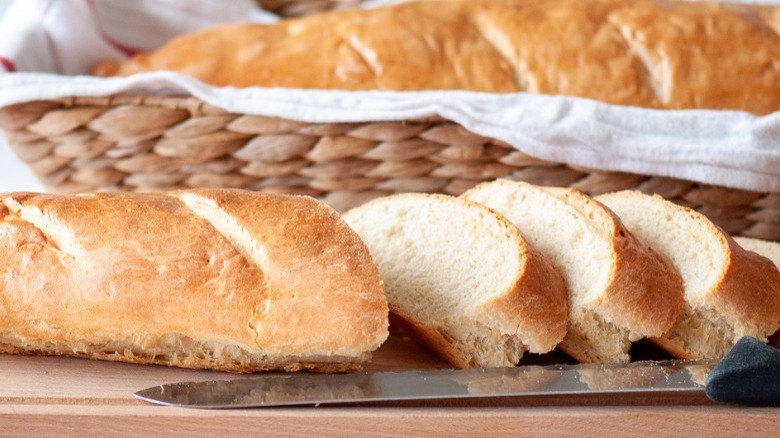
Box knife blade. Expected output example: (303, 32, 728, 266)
(134, 336, 780, 408)
(134, 358, 715, 409)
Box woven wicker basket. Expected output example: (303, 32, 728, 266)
(0, 93, 777, 240)
(257, 0, 364, 17)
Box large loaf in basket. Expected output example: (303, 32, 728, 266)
(0, 0, 779, 240)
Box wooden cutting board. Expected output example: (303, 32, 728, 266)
(0, 335, 777, 437)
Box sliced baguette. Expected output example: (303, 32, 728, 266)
(597, 191, 780, 359)
(462, 180, 683, 363)
(733, 236, 780, 267)
(342, 193, 568, 368)
(733, 236, 780, 349)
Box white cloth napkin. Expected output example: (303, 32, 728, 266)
(1, 0, 779, 192)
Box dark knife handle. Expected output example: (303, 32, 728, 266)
(705, 336, 780, 407)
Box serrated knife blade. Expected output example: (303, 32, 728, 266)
(134, 359, 716, 409)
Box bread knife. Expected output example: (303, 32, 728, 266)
(134, 337, 780, 408)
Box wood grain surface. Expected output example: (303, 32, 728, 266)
(0, 336, 777, 437)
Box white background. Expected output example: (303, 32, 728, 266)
(0, 0, 43, 192)
(0, 128, 41, 192)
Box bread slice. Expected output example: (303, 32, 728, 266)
(597, 191, 780, 359)
(342, 193, 568, 368)
(462, 180, 683, 363)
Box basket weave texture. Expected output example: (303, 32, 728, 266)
(257, 0, 364, 17)
(0, 94, 778, 240)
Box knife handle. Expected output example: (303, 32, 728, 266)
(705, 336, 780, 407)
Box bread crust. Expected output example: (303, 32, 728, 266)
(462, 181, 683, 362)
(712, 235, 780, 341)
(734, 237, 780, 267)
(94, 0, 780, 114)
(0, 190, 388, 372)
(543, 187, 683, 339)
(479, 231, 569, 354)
(597, 191, 780, 359)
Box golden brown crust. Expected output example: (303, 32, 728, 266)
(603, 234, 684, 337)
(543, 187, 684, 338)
(184, 189, 390, 356)
(480, 235, 569, 354)
(448, 195, 569, 355)
(589, 199, 683, 338)
(0, 190, 388, 372)
(714, 235, 780, 340)
(460, 181, 683, 363)
(94, 0, 780, 114)
(598, 191, 780, 359)
(666, 200, 780, 349)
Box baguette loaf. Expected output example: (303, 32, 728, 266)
(342, 193, 568, 368)
(0, 190, 389, 372)
(597, 191, 780, 359)
(92, 0, 780, 114)
(462, 180, 683, 363)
